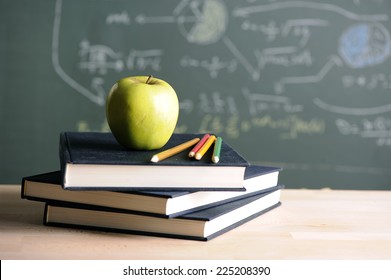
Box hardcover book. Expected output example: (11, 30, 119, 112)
(21, 165, 282, 217)
(60, 132, 249, 190)
(44, 187, 282, 241)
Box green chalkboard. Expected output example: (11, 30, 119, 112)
(2, 0, 391, 189)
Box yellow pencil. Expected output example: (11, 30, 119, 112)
(195, 135, 216, 160)
(150, 137, 200, 163)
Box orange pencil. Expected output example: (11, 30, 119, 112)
(195, 135, 216, 160)
(188, 134, 210, 158)
(150, 137, 200, 163)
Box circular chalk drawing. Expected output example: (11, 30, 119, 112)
(338, 23, 391, 68)
(315, 23, 391, 115)
(175, 0, 228, 45)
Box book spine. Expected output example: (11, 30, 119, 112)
(59, 132, 71, 189)
(43, 203, 50, 226)
(20, 177, 27, 199)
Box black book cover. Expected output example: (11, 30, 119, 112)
(44, 187, 283, 241)
(21, 166, 282, 217)
(60, 132, 249, 167)
(59, 132, 250, 190)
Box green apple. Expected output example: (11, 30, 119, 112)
(106, 75, 179, 150)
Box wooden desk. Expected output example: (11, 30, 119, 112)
(1, 185, 390, 259)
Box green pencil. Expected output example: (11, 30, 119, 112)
(212, 137, 222, 163)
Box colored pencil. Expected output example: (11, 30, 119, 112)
(150, 137, 200, 163)
(212, 137, 222, 163)
(188, 133, 210, 158)
(195, 135, 216, 160)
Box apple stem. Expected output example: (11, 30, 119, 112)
(146, 75, 153, 84)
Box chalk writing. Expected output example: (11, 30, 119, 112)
(197, 114, 325, 140)
(342, 73, 391, 90)
(79, 41, 163, 74)
(79, 40, 124, 74)
(256, 48, 313, 69)
(180, 55, 237, 78)
(126, 49, 163, 71)
(251, 115, 326, 139)
(336, 117, 391, 145)
(241, 19, 329, 46)
(179, 99, 194, 114)
(242, 88, 303, 115)
(106, 11, 131, 25)
(198, 92, 238, 115)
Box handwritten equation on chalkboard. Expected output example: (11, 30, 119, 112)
(51, 0, 391, 185)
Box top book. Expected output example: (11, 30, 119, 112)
(60, 132, 249, 190)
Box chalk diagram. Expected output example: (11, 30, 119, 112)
(314, 21, 391, 115)
(233, 1, 391, 116)
(52, 0, 106, 106)
(135, 0, 228, 45)
(52, 0, 391, 116)
(52, 0, 230, 106)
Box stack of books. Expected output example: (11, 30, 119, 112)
(21, 132, 283, 241)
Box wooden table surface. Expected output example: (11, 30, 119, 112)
(1, 184, 390, 260)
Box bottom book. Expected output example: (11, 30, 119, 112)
(44, 186, 282, 241)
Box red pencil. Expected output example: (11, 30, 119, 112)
(188, 134, 210, 158)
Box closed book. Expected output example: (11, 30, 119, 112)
(60, 132, 249, 191)
(22, 165, 282, 217)
(44, 187, 282, 241)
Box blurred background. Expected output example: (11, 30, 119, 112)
(1, 0, 391, 189)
